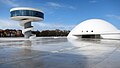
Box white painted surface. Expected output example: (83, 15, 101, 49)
(11, 16, 43, 21)
(10, 7, 43, 12)
(67, 19, 120, 39)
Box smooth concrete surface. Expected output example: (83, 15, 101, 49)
(0, 37, 120, 68)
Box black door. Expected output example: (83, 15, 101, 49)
(81, 34, 100, 38)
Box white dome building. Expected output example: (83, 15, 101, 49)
(67, 19, 120, 39)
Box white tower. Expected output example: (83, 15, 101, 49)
(10, 7, 44, 38)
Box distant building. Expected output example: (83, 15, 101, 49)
(0, 29, 23, 37)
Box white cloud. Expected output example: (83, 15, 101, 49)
(33, 22, 76, 30)
(47, 2, 63, 8)
(89, 0, 98, 3)
(0, 19, 75, 30)
(46, 2, 76, 10)
(68, 6, 76, 9)
(0, 19, 21, 29)
(1, 0, 19, 7)
(106, 14, 120, 20)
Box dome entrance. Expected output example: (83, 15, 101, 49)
(74, 34, 101, 39)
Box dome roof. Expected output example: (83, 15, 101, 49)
(67, 19, 119, 38)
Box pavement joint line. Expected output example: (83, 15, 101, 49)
(92, 46, 120, 67)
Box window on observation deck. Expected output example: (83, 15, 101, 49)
(10, 10, 44, 19)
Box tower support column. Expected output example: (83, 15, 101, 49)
(24, 22, 32, 38)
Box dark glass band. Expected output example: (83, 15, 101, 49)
(11, 10, 44, 19)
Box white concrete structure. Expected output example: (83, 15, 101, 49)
(67, 19, 120, 39)
(10, 7, 44, 38)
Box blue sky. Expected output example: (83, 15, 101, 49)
(0, 0, 120, 30)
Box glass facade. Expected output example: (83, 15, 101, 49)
(11, 10, 44, 19)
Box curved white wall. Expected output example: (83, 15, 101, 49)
(10, 7, 43, 12)
(11, 16, 43, 21)
(67, 19, 120, 39)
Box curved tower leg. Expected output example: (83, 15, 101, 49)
(20, 19, 35, 38)
(24, 22, 32, 38)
